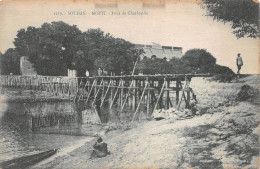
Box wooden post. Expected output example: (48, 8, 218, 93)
(100, 80, 112, 106)
(176, 80, 180, 105)
(101, 80, 105, 102)
(150, 81, 155, 106)
(85, 79, 96, 103)
(29, 116, 33, 132)
(120, 80, 124, 108)
(132, 80, 136, 111)
(179, 81, 187, 103)
(158, 80, 164, 109)
(110, 80, 122, 109)
(93, 79, 97, 101)
(186, 77, 190, 108)
(152, 80, 166, 115)
(78, 79, 88, 101)
(120, 79, 134, 112)
(109, 80, 114, 105)
(132, 80, 148, 122)
(177, 78, 188, 110)
(92, 79, 104, 106)
(166, 80, 170, 109)
(147, 80, 150, 117)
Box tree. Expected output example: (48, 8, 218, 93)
(14, 21, 82, 75)
(214, 64, 234, 75)
(182, 49, 216, 73)
(75, 29, 141, 76)
(13, 22, 142, 76)
(201, 0, 259, 38)
(137, 57, 172, 75)
(0, 48, 20, 75)
(102, 38, 139, 75)
(169, 57, 190, 74)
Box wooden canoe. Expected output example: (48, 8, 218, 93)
(0, 149, 59, 169)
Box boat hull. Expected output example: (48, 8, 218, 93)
(0, 149, 58, 169)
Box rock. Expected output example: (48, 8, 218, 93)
(218, 102, 224, 106)
(204, 137, 211, 142)
(152, 108, 175, 120)
(195, 111, 201, 116)
(168, 107, 176, 112)
(82, 108, 101, 124)
(238, 152, 248, 159)
(173, 114, 179, 120)
(152, 109, 165, 120)
(208, 128, 222, 136)
(207, 108, 215, 114)
(174, 111, 182, 115)
(184, 109, 192, 116)
(252, 125, 260, 135)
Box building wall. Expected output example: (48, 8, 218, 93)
(135, 43, 183, 60)
(20, 56, 37, 76)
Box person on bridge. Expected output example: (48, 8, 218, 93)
(97, 68, 102, 76)
(236, 53, 243, 75)
(85, 69, 89, 77)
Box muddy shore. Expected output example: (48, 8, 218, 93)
(2, 75, 259, 168)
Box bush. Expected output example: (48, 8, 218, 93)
(213, 64, 235, 75)
(236, 85, 259, 101)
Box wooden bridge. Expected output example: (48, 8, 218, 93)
(0, 74, 208, 118)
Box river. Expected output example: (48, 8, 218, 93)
(0, 101, 131, 162)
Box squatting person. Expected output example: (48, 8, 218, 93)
(90, 137, 110, 159)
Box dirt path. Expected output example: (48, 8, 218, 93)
(33, 113, 241, 169)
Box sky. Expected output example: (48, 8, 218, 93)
(0, 0, 259, 74)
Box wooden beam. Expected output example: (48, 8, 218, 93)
(176, 80, 179, 105)
(166, 80, 170, 109)
(147, 81, 151, 117)
(85, 79, 96, 103)
(132, 80, 136, 111)
(151, 80, 166, 116)
(109, 80, 122, 109)
(100, 80, 112, 106)
(120, 79, 134, 112)
(77, 79, 89, 102)
(186, 78, 191, 108)
(132, 80, 148, 122)
(92, 79, 104, 106)
(177, 77, 189, 110)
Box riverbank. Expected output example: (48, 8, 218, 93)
(28, 75, 259, 169)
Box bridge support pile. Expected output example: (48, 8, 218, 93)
(0, 75, 199, 120)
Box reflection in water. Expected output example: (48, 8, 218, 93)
(0, 101, 99, 162)
(0, 100, 140, 162)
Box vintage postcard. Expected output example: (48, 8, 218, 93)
(0, 0, 259, 168)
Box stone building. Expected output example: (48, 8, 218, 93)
(20, 56, 37, 76)
(134, 42, 182, 60)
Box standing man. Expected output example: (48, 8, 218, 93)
(236, 53, 243, 75)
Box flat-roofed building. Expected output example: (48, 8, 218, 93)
(134, 42, 182, 60)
